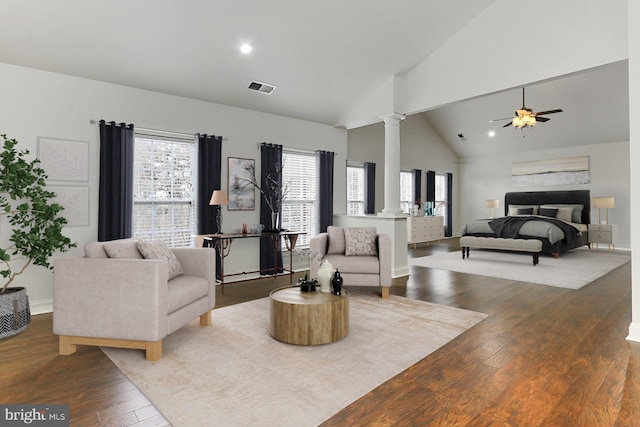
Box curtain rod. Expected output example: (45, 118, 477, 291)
(89, 120, 228, 141)
(255, 142, 314, 155)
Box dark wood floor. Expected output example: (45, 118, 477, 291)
(2, 239, 638, 426)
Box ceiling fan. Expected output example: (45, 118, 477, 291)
(490, 87, 563, 129)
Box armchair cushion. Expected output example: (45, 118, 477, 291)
(327, 226, 346, 254)
(137, 240, 184, 279)
(344, 227, 378, 256)
(103, 239, 143, 259)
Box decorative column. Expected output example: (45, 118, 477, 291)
(379, 113, 406, 216)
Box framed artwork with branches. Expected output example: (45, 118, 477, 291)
(227, 157, 255, 210)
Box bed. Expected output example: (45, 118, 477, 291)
(459, 190, 591, 257)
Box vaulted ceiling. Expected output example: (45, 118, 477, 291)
(0, 0, 629, 157)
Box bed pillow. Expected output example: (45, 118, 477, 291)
(344, 227, 378, 256)
(538, 207, 558, 218)
(137, 240, 184, 279)
(516, 207, 534, 215)
(508, 205, 539, 216)
(540, 204, 584, 223)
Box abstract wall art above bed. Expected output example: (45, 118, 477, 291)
(512, 155, 589, 187)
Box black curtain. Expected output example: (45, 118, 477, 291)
(197, 134, 223, 280)
(316, 150, 335, 232)
(426, 170, 436, 206)
(98, 120, 134, 242)
(196, 134, 223, 234)
(260, 143, 283, 274)
(445, 173, 453, 237)
(364, 162, 376, 214)
(412, 169, 422, 209)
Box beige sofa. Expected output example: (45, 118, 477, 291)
(310, 226, 392, 298)
(53, 239, 216, 361)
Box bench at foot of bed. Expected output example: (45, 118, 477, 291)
(460, 236, 543, 266)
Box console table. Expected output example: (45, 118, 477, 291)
(203, 231, 303, 294)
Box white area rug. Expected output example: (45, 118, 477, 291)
(102, 291, 487, 426)
(409, 248, 630, 289)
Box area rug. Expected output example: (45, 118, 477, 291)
(101, 291, 487, 426)
(409, 248, 630, 289)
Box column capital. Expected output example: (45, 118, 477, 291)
(379, 112, 406, 124)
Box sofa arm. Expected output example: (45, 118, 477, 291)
(172, 247, 216, 309)
(377, 234, 392, 287)
(53, 257, 170, 342)
(172, 247, 216, 284)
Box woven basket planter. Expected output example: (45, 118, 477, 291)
(0, 287, 31, 339)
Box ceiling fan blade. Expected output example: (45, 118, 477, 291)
(535, 116, 550, 123)
(502, 121, 513, 128)
(488, 117, 513, 123)
(535, 109, 563, 116)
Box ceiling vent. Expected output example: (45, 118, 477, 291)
(248, 81, 276, 95)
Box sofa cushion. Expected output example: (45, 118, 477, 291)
(324, 254, 380, 274)
(84, 238, 140, 258)
(137, 240, 184, 279)
(344, 227, 378, 256)
(166, 275, 210, 313)
(103, 239, 143, 259)
(327, 226, 346, 254)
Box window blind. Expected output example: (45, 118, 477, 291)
(282, 151, 317, 246)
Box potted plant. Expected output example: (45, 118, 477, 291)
(0, 133, 76, 339)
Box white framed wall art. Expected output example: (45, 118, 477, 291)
(37, 137, 89, 182)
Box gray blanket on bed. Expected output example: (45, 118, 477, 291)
(459, 215, 582, 245)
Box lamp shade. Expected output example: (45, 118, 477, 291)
(485, 199, 499, 208)
(209, 190, 229, 206)
(592, 196, 614, 209)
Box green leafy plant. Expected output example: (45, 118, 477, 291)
(0, 134, 76, 293)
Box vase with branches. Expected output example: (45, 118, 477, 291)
(237, 161, 290, 231)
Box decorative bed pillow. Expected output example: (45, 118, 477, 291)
(344, 227, 378, 256)
(538, 207, 558, 218)
(327, 226, 346, 254)
(137, 240, 184, 279)
(553, 207, 574, 222)
(103, 239, 143, 259)
(516, 207, 534, 215)
(540, 204, 584, 223)
(508, 205, 539, 216)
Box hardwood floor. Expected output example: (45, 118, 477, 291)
(1, 239, 638, 426)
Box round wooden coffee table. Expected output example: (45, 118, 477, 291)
(269, 286, 349, 345)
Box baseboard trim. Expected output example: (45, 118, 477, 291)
(393, 265, 409, 278)
(30, 298, 53, 315)
(627, 323, 640, 343)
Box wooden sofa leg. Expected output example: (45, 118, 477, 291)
(381, 287, 390, 299)
(59, 335, 77, 356)
(200, 310, 212, 326)
(145, 341, 163, 361)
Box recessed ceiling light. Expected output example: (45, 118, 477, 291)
(487, 130, 496, 138)
(240, 44, 253, 54)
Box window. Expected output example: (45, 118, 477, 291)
(346, 163, 365, 215)
(133, 135, 196, 247)
(435, 173, 448, 227)
(281, 151, 317, 246)
(400, 170, 413, 214)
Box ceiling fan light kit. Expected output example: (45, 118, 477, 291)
(491, 87, 563, 130)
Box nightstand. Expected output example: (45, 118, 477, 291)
(588, 223, 618, 250)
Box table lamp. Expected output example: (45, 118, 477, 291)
(209, 190, 229, 233)
(485, 199, 499, 218)
(592, 196, 614, 224)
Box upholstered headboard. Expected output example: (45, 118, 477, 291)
(504, 190, 591, 224)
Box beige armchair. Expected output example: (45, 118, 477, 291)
(310, 226, 392, 298)
(53, 239, 216, 361)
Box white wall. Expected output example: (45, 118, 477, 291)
(347, 115, 458, 214)
(0, 63, 347, 313)
(458, 141, 631, 247)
